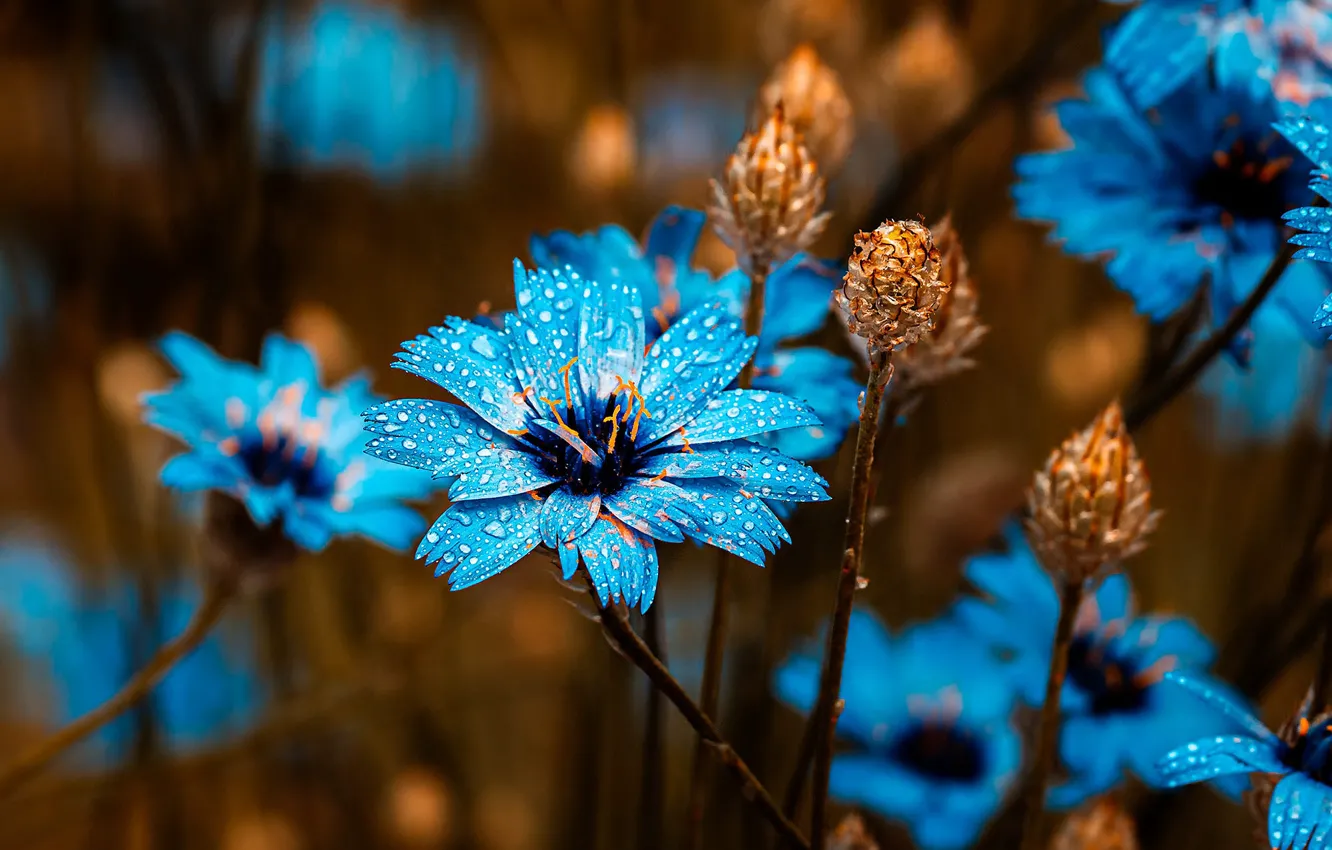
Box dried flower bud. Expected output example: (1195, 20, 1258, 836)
(756, 44, 854, 174)
(828, 814, 879, 850)
(837, 219, 948, 352)
(1026, 401, 1160, 582)
(1050, 798, 1137, 850)
(896, 215, 986, 386)
(709, 105, 830, 275)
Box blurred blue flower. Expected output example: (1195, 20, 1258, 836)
(256, 1, 484, 181)
(143, 332, 436, 553)
(364, 260, 829, 611)
(953, 525, 1252, 805)
(529, 206, 860, 462)
(0, 533, 263, 763)
(1015, 57, 1330, 359)
(1105, 1, 1332, 109)
(775, 611, 1021, 850)
(1158, 672, 1332, 850)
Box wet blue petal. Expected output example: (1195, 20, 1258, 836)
(1162, 670, 1281, 741)
(363, 398, 532, 478)
(637, 305, 757, 441)
(1158, 734, 1286, 785)
(508, 261, 585, 401)
(392, 318, 527, 432)
(574, 516, 660, 611)
(639, 441, 828, 502)
(658, 389, 819, 447)
(601, 481, 688, 543)
(539, 487, 601, 548)
(416, 494, 543, 586)
(1270, 772, 1332, 850)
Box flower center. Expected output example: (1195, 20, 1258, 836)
(238, 431, 333, 498)
(1281, 715, 1332, 783)
(1191, 136, 1294, 225)
(1066, 634, 1149, 716)
(887, 721, 986, 783)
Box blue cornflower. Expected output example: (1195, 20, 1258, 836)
(953, 525, 1249, 805)
(529, 206, 861, 462)
(1015, 57, 1330, 357)
(142, 332, 437, 553)
(364, 260, 830, 612)
(1105, 1, 1332, 108)
(775, 611, 1022, 850)
(0, 532, 264, 763)
(1157, 673, 1332, 850)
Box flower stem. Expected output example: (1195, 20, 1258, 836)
(809, 349, 894, 850)
(1017, 574, 1087, 850)
(588, 573, 811, 850)
(686, 258, 770, 849)
(0, 577, 238, 798)
(638, 603, 667, 850)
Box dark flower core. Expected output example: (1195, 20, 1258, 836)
(888, 722, 986, 783)
(1279, 714, 1332, 782)
(238, 431, 334, 499)
(1067, 634, 1150, 716)
(1190, 139, 1293, 224)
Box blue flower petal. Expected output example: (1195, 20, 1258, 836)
(1270, 772, 1332, 850)
(657, 389, 819, 447)
(601, 482, 688, 543)
(539, 487, 600, 548)
(574, 516, 659, 611)
(508, 262, 585, 402)
(1161, 670, 1281, 742)
(637, 305, 757, 441)
(363, 398, 533, 479)
(392, 319, 527, 433)
(1157, 733, 1286, 786)
(416, 494, 543, 586)
(574, 266, 646, 404)
(640, 441, 828, 502)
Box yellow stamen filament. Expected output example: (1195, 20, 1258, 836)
(558, 357, 579, 411)
(604, 404, 622, 454)
(1301, 717, 1311, 736)
(540, 398, 580, 437)
(507, 428, 530, 437)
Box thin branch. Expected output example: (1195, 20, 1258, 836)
(0, 578, 238, 799)
(588, 575, 811, 850)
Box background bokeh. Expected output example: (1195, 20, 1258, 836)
(0, 0, 1327, 848)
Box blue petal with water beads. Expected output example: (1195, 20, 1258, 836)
(415, 493, 543, 587)
(575, 269, 646, 405)
(602, 485, 688, 543)
(1278, 114, 1332, 172)
(392, 319, 527, 433)
(639, 441, 829, 503)
(508, 261, 584, 401)
(1104, 2, 1214, 109)
(668, 478, 791, 564)
(1270, 772, 1332, 850)
(657, 389, 820, 447)
(576, 516, 660, 612)
(539, 487, 601, 548)
(363, 398, 533, 479)
(1157, 734, 1288, 785)
(1160, 670, 1281, 742)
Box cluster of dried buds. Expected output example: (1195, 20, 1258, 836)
(895, 214, 987, 386)
(1050, 797, 1138, 850)
(837, 219, 950, 353)
(1026, 401, 1160, 583)
(755, 43, 854, 174)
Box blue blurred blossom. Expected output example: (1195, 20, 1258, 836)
(776, 611, 1022, 850)
(953, 525, 1254, 805)
(0, 532, 263, 763)
(142, 332, 438, 553)
(256, 2, 484, 180)
(530, 206, 860, 462)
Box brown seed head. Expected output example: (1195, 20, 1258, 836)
(708, 104, 830, 275)
(1050, 797, 1138, 850)
(896, 214, 987, 385)
(837, 218, 948, 351)
(828, 814, 879, 850)
(1026, 401, 1160, 582)
(756, 44, 854, 174)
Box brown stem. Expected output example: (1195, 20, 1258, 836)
(809, 350, 894, 850)
(0, 578, 237, 798)
(588, 573, 811, 850)
(1313, 615, 1332, 716)
(639, 604, 666, 850)
(1017, 575, 1086, 850)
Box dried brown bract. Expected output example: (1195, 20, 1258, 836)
(896, 214, 986, 386)
(1026, 401, 1160, 582)
(1050, 797, 1138, 850)
(837, 219, 948, 352)
(708, 105, 830, 275)
(756, 44, 854, 174)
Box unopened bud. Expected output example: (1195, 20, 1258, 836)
(1050, 798, 1137, 850)
(896, 215, 986, 386)
(838, 219, 947, 352)
(756, 44, 854, 174)
(1026, 401, 1159, 582)
(709, 105, 830, 275)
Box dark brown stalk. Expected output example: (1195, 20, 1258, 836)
(588, 574, 811, 850)
(1016, 576, 1087, 850)
(808, 349, 894, 850)
(638, 604, 667, 850)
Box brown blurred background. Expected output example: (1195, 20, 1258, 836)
(0, 0, 1328, 848)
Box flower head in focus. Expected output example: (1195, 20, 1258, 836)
(895, 215, 987, 387)
(142, 333, 437, 554)
(1157, 676, 1332, 850)
(529, 206, 861, 462)
(1014, 59, 1331, 358)
(756, 44, 855, 174)
(365, 261, 829, 612)
(709, 105, 831, 275)
(954, 524, 1250, 806)
(1026, 401, 1159, 583)
(775, 611, 1022, 850)
(838, 219, 949, 353)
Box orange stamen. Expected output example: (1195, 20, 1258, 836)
(507, 428, 530, 437)
(1259, 156, 1293, 183)
(540, 397, 579, 437)
(1301, 717, 1312, 736)
(604, 404, 622, 454)
(557, 357, 579, 410)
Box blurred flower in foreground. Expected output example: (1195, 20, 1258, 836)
(1014, 56, 1330, 359)
(954, 525, 1248, 805)
(530, 206, 860, 461)
(1026, 401, 1158, 583)
(365, 261, 829, 611)
(1050, 797, 1138, 850)
(776, 611, 1022, 850)
(143, 332, 437, 554)
(756, 44, 855, 174)
(839, 219, 948, 353)
(0, 532, 262, 762)
(709, 106, 830, 276)
(1158, 675, 1332, 850)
